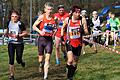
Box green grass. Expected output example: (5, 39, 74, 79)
(75, 46, 120, 80)
(0, 45, 120, 80)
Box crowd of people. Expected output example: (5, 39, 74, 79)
(5, 2, 120, 80)
(105, 12, 120, 47)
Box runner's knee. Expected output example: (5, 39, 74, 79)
(67, 57, 73, 65)
(44, 61, 49, 69)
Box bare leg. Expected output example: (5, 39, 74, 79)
(44, 53, 51, 79)
(38, 55, 44, 73)
(82, 43, 86, 54)
(55, 37, 61, 65)
(61, 43, 67, 60)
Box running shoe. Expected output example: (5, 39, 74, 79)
(9, 75, 15, 80)
(21, 62, 25, 68)
(44, 76, 48, 80)
(67, 77, 73, 80)
(83, 51, 86, 54)
(94, 50, 97, 53)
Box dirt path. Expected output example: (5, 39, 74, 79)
(15, 58, 67, 80)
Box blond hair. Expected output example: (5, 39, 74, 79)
(44, 2, 54, 13)
(44, 2, 54, 8)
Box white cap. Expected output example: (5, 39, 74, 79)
(81, 10, 87, 16)
(92, 11, 98, 15)
(81, 10, 87, 13)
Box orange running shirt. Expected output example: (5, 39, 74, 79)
(39, 14, 55, 36)
(68, 19, 82, 47)
(54, 12, 69, 38)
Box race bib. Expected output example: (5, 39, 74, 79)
(43, 23, 54, 33)
(69, 27, 81, 39)
(58, 20, 63, 28)
(93, 30, 101, 35)
(9, 30, 18, 41)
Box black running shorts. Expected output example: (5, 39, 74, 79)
(66, 43, 82, 56)
(38, 36, 53, 55)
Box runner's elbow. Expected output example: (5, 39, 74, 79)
(32, 25, 37, 31)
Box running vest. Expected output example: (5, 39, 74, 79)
(92, 17, 101, 31)
(7, 21, 25, 44)
(109, 18, 120, 31)
(39, 14, 55, 36)
(68, 19, 82, 47)
(54, 12, 69, 38)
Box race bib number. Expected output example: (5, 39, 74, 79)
(69, 27, 81, 39)
(9, 30, 18, 41)
(43, 23, 54, 33)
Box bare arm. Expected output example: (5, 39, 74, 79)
(19, 30, 28, 37)
(4, 28, 9, 37)
(82, 17, 89, 34)
(32, 15, 44, 34)
(61, 17, 68, 36)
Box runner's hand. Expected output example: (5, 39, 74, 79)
(8, 34, 17, 38)
(39, 31, 45, 36)
(61, 41, 65, 45)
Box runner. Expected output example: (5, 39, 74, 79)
(61, 6, 88, 80)
(91, 11, 104, 53)
(5, 10, 27, 80)
(54, 5, 69, 65)
(81, 10, 93, 54)
(32, 2, 55, 80)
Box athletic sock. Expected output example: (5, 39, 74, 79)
(56, 58, 60, 65)
(66, 64, 73, 79)
(71, 65, 77, 78)
(21, 61, 25, 67)
(9, 75, 15, 80)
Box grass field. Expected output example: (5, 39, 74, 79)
(0, 44, 120, 80)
